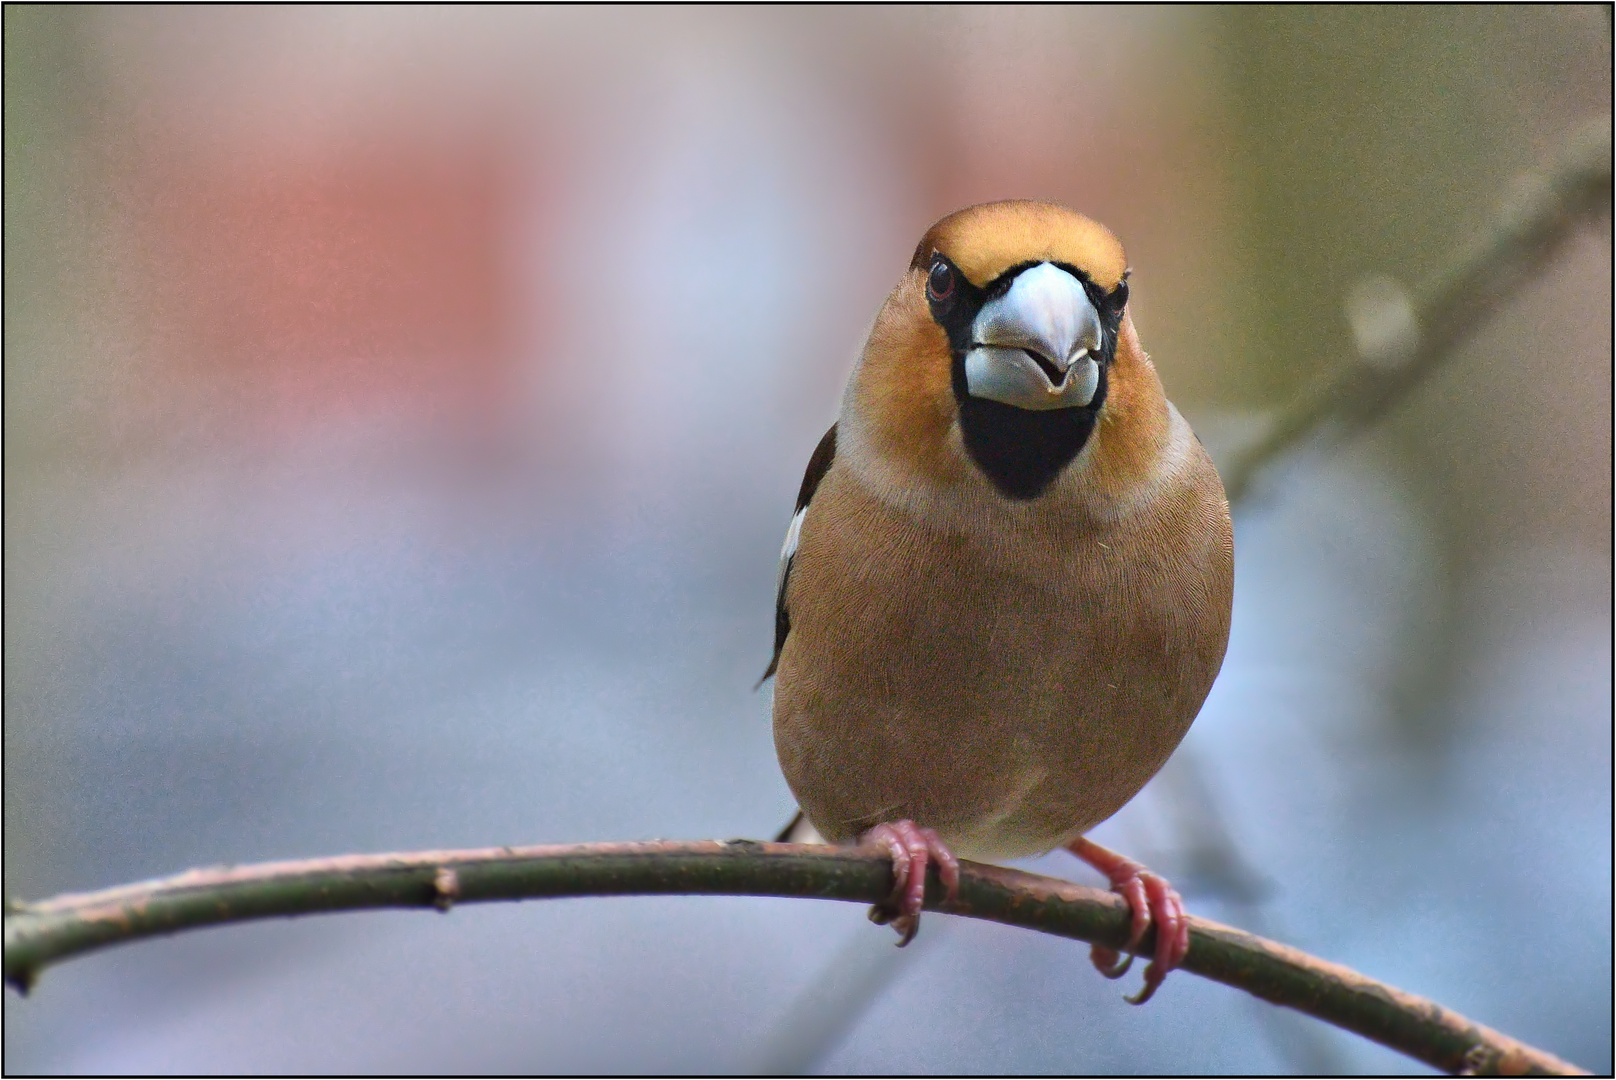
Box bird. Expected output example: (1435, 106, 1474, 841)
(764, 200, 1234, 1004)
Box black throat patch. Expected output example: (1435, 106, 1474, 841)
(950, 383, 1104, 500)
(927, 257, 1125, 501)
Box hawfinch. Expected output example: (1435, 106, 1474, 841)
(766, 201, 1234, 1003)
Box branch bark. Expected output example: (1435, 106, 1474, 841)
(2, 840, 1588, 1077)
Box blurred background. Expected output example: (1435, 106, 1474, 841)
(4, 6, 1609, 1074)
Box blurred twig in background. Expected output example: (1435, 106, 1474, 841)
(0, 841, 1590, 1077)
(1136, 110, 1611, 1075)
(1223, 115, 1612, 504)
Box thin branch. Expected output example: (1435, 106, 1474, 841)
(1222, 115, 1612, 503)
(2, 841, 1587, 1077)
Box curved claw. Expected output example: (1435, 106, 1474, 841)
(1089, 945, 1134, 980)
(1125, 876, 1190, 1005)
(860, 820, 960, 947)
(1066, 836, 1190, 1005)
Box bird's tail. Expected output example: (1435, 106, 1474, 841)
(773, 809, 826, 844)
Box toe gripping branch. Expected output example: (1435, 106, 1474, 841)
(1066, 836, 1190, 1005)
(861, 821, 961, 946)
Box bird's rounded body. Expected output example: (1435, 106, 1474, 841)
(774, 400, 1229, 861)
(770, 201, 1233, 865)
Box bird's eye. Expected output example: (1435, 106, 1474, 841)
(927, 258, 955, 302)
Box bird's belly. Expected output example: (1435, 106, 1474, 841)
(772, 531, 1208, 860)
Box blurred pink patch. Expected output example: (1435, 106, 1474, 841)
(117, 132, 535, 450)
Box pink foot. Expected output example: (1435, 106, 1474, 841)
(1066, 836, 1190, 1005)
(860, 820, 961, 946)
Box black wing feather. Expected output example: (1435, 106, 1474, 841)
(760, 423, 837, 684)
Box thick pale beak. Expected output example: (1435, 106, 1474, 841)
(964, 263, 1103, 411)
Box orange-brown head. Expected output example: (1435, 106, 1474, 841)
(844, 200, 1167, 506)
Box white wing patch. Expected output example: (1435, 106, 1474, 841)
(777, 506, 808, 593)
